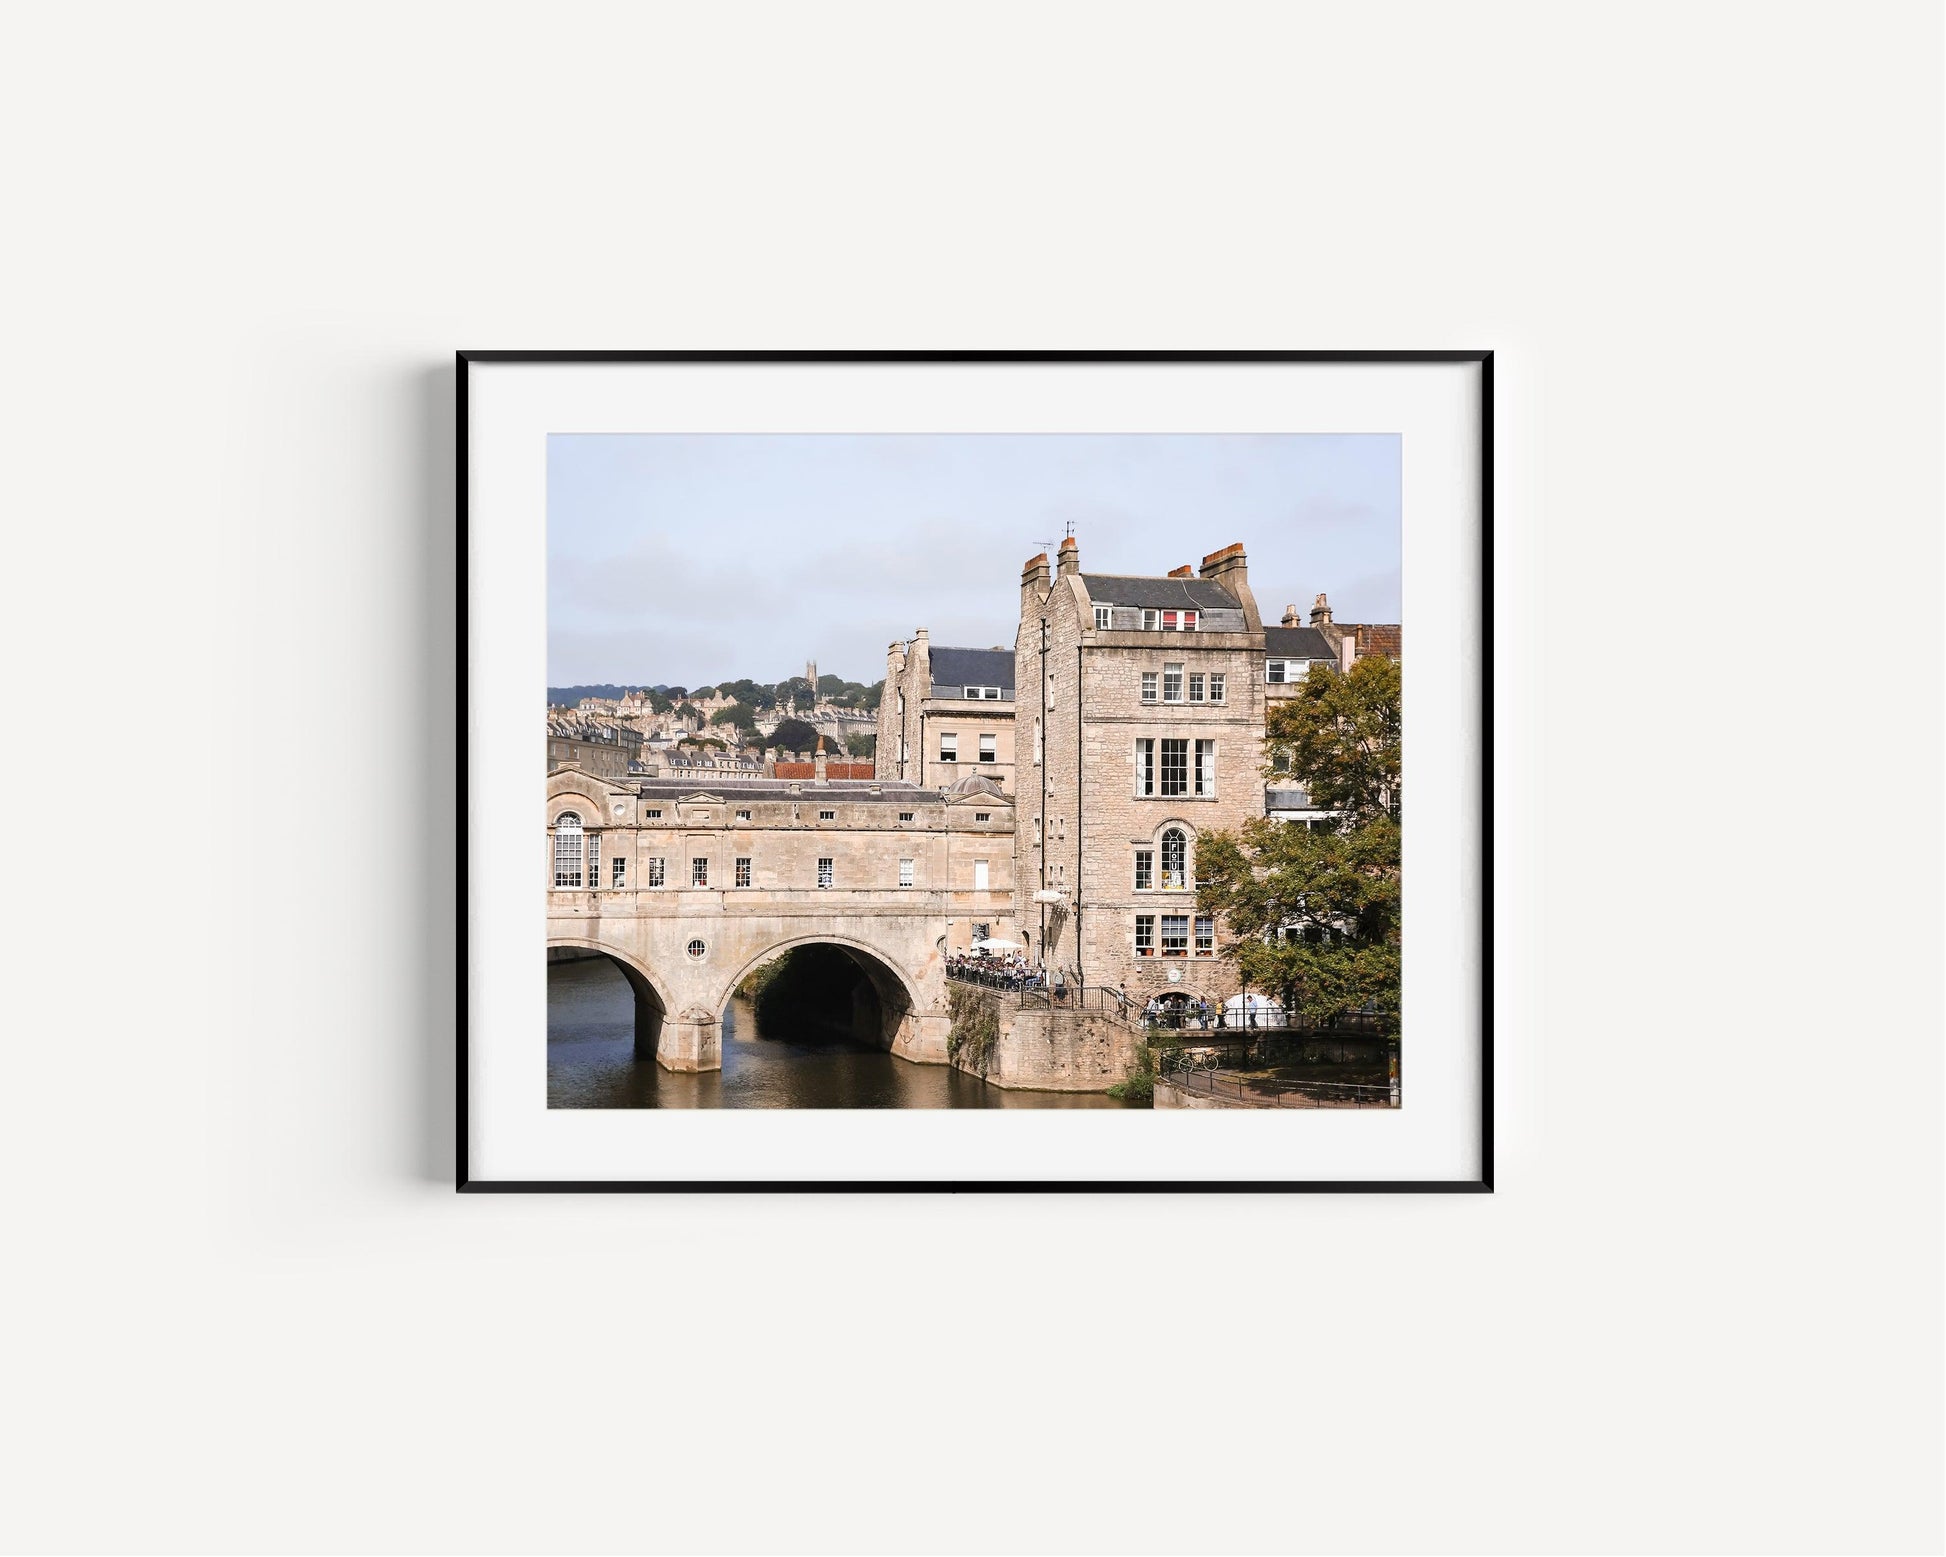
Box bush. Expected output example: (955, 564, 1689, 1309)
(946, 984, 1000, 1073)
(1107, 1043, 1156, 1106)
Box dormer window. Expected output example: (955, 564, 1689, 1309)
(1141, 609, 1199, 631)
(1093, 606, 1112, 630)
(1266, 658, 1309, 684)
(963, 685, 1002, 700)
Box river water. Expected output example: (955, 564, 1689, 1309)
(547, 955, 1127, 1108)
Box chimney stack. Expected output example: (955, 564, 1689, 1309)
(1197, 542, 1260, 629)
(813, 743, 828, 783)
(1281, 603, 1301, 627)
(1168, 565, 1193, 579)
(1057, 535, 1080, 577)
(1310, 592, 1333, 628)
(1021, 551, 1051, 606)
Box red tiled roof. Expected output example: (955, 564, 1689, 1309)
(1347, 624, 1402, 658)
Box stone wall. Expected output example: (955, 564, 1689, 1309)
(948, 988, 1141, 1092)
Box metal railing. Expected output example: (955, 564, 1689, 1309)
(1162, 1067, 1396, 1109)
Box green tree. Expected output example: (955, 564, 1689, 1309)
(642, 688, 673, 714)
(817, 673, 846, 697)
(769, 716, 819, 753)
(845, 732, 877, 758)
(1196, 655, 1402, 1031)
(776, 676, 816, 712)
(710, 703, 758, 737)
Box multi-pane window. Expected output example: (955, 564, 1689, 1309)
(979, 733, 996, 763)
(1189, 672, 1205, 703)
(646, 857, 666, 888)
(819, 809, 836, 821)
(1160, 914, 1190, 956)
(1141, 671, 1158, 703)
(964, 685, 1002, 700)
(1134, 915, 1156, 956)
(899, 811, 915, 822)
(939, 733, 957, 762)
(899, 858, 914, 888)
(1159, 738, 1189, 796)
(1266, 658, 1309, 684)
(645, 808, 662, 819)
(1136, 738, 1154, 795)
(736, 809, 751, 821)
(1143, 609, 1198, 631)
(552, 812, 584, 888)
(1134, 849, 1153, 890)
(1195, 739, 1216, 797)
(735, 857, 752, 888)
(817, 857, 834, 889)
(1195, 915, 1215, 955)
(1208, 673, 1226, 704)
(975, 811, 991, 822)
(691, 857, 709, 887)
(1160, 828, 1188, 889)
(611, 856, 626, 888)
(1094, 606, 1112, 630)
(1163, 663, 1184, 703)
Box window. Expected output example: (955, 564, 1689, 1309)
(735, 856, 751, 888)
(1208, 672, 1226, 704)
(817, 857, 833, 889)
(1135, 915, 1156, 956)
(899, 858, 914, 888)
(939, 733, 957, 762)
(1141, 671, 1158, 703)
(1160, 828, 1187, 889)
(1134, 849, 1153, 890)
(611, 856, 626, 888)
(964, 685, 1002, 700)
(1160, 738, 1188, 796)
(1189, 671, 1205, 703)
(899, 810, 915, 822)
(1195, 739, 1216, 797)
(645, 808, 662, 819)
(819, 809, 836, 821)
(1136, 738, 1155, 795)
(691, 857, 709, 887)
(736, 809, 751, 821)
(1195, 915, 1215, 955)
(1163, 663, 1183, 703)
(1141, 609, 1159, 631)
(973, 859, 989, 890)
(552, 812, 583, 888)
(685, 938, 706, 960)
(978, 733, 996, 763)
(1166, 610, 1198, 631)
(1161, 914, 1190, 956)
(1266, 658, 1308, 684)
(646, 857, 666, 888)
(1094, 605, 1112, 630)
(975, 811, 991, 822)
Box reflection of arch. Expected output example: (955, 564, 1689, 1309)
(718, 933, 923, 1049)
(547, 935, 673, 1056)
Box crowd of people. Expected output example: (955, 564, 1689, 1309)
(945, 949, 1044, 994)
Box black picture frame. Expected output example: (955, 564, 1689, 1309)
(458, 350, 1493, 1193)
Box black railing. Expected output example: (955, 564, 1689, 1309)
(1163, 1067, 1396, 1109)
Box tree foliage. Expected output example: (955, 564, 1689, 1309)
(768, 716, 820, 753)
(1196, 656, 1403, 1032)
(845, 732, 877, 758)
(1264, 654, 1400, 825)
(776, 676, 816, 712)
(710, 702, 758, 736)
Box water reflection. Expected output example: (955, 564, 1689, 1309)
(547, 955, 1125, 1109)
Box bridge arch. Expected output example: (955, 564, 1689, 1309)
(546, 934, 675, 1058)
(718, 932, 928, 1052)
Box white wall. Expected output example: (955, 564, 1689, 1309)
(1, 4, 1938, 1552)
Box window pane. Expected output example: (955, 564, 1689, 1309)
(979, 735, 996, 761)
(611, 857, 626, 888)
(552, 813, 583, 888)
(817, 857, 833, 888)
(1094, 606, 1111, 630)
(1209, 673, 1225, 704)
(647, 857, 665, 887)
(1141, 671, 1158, 702)
(1160, 739, 1188, 796)
(1161, 829, 1186, 889)
(735, 857, 751, 888)
(1134, 915, 1155, 954)
(691, 857, 708, 887)
(899, 858, 914, 887)
(1134, 849, 1152, 890)
(1195, 915, 1214, 954)
(1161, 914, 1189, 955)
(1266, 660, 1284, 683)
(1163, 664, 1183, 702)
(1195, 739, 1216, 797)
(1137, 738, 1155, 795)
(1188, 672, 1204, 703)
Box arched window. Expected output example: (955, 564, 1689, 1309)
(1160, 828, 1188, 891)
(553, 811, 585, 888)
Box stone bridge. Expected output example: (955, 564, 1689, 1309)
(547, 766, 1011, 1072)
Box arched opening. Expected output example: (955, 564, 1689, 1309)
(726, 940, 916, 1054)
(546, 944, 669, 1107)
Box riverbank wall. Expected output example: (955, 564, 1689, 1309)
(948, 990, 1139, 1092)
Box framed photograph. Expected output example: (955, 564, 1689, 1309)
(460, 351, 1490, 1191)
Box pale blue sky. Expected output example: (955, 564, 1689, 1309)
(548, 434, 1400, 689)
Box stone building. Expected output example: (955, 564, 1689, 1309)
(546, 716, 642, 781)
(876, 631, 1018, 793)
(1008, 536, 1403, 1008)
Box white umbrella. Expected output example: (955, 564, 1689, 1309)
(970, 938, 1024, 954)
(1222, 992, 1287, 1022)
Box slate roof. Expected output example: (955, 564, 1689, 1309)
(1262, 625, 1336, 660)
(631, 779, 935, 803)
(928, 645, 1016, 691)
(1080, 573, 1238, 610)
